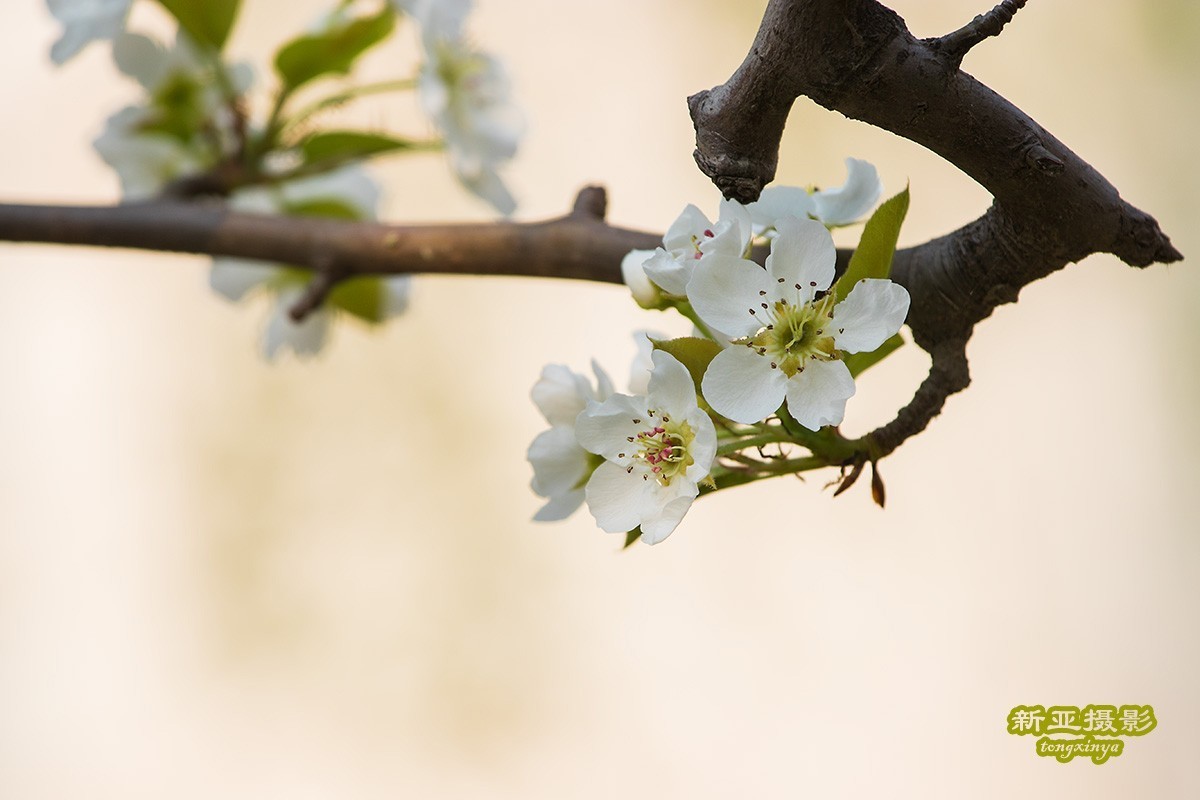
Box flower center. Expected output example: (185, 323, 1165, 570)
(738, 292, 838, 378)
(620, 414, 696, 485)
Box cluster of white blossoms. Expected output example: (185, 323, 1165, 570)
(47, 0, 524, 360)
(397, 0, 523, 214)
(531, 159, 911, 544)
(209, 168, 411, 360)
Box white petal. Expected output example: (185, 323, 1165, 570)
(531, 364, 592, 427)
(382, 276, 412, 319)
(812, 158, 883, 226)
(716, 198, 753, 247)
(620, 249, 661, 308)
(687, 254, 774, 340)
(527, 427, 589, 499)
(639, 481, 699, 544)
(662, 204, 711, 251)
(683, 411, 717, 483)
(112, 32, 165, 90)
(627, 331, 663, 396)
(584, 462, 658, 534)
(701, 346, 787, 424)
(575, 395, 648, 462)
(647, 351, 696, 415)
(784, 359, 855, 431)
(209, 259, 280, 301)
(766, 216, 836, 301)
(831, 279, 910, 354)
(458, 165, 517, 216)
(48, 0, 131, 64)
(263, 300, 331, 361)
(533, 488, 585, 522)
(746, 186, 816, 234)
(590, 360, 615, 401)
(642, 247, 690, 297)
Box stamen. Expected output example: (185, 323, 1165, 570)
(761, 303, 768, 309)
(758, 290, 767, 296)
(749, 308, 756, 315)
(703, 229, 714, 238)
(770, 362, 777, 369)
(632, 418, 641, 424)
(778, 277, 785, 283)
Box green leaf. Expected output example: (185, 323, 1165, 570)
(623, 528, 642, 549)
(650, 337, 722, 393)
(329, 278, 387, 323)
(274, 11, 396, 92)
(842, 332, 905, 378)
(299, 131, 416, 166)
(155, 0, 241, 52)
(281, 197, 364, 221)
(835, 185, 910, 303)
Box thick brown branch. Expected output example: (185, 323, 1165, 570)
(690, 0, 1182, 456)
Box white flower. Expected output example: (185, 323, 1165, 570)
(94, 34, 254, 199)
(641, 200, 752, 297)
(527, 361, 614, 521)
(209, 168, 412, 360)
(688, 216, 909, 430)
(746, 158, 883, 233)
(411, 3, 522, 215)
(621, 249, 662, 309)
(575, 352, 717, 544)
(46, 0, 131, 65)
(94, 107, 206, 199)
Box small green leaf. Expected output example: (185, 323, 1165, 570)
(651, 336, 722, 393)
(299, 131, 416, 166)
(281, 197, 364, 221)
(155, 0, 241, 52)
(274, 11, 396, 92)
(842, 332, 905, 378)
(835, 185, 910, 303)
(623, 528, 642, 549)
(329, 277, 386, 323)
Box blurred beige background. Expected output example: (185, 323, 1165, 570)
(1, 0, 1197, 797)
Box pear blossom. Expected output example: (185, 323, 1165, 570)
(407, 0, 522, 214)
(527, 362, 614, 521)
(95, 33, 254, 198)
(640, 200, 752, 297)
(746, 158, 883, 234)
(688, 216, 909, 430)
(209, 168, 411, 360)
(575, 351, 717, 544)
(46, 0, 132, 64)
(94, 107, 207, 199)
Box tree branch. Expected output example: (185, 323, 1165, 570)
(930, 0, 1029, 69)
(689, 0, 1182, 455)
(0, 187, 660, 286)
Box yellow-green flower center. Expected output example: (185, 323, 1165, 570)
(618, 414, 696, 486)
(739, 293, 838, 378)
